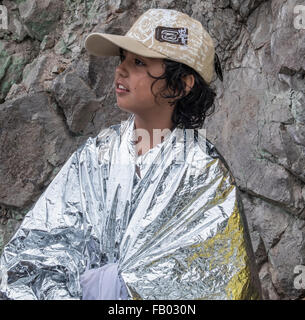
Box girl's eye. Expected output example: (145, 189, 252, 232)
(135, 58, 145, 66)
(119, 54, 125, 62)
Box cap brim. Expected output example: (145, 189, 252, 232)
(84, 33, 167, 59)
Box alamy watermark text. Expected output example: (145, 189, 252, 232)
(294, 265, 305, 289)
(294, 5, 305, 29)
(0, 5, 8, 30)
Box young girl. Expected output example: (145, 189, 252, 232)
(0, 9, 261, 300)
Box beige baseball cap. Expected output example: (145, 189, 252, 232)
(84, 9, 215, 84)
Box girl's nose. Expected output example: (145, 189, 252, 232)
(116, 61, 128, 78)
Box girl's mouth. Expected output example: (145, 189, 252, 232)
(116, 82, 130, 93)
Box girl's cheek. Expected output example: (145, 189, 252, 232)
(133, 78, 151, 92)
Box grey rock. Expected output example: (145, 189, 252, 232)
(51, 69, 103, 135)
(0, 2, 28, 43)
(108, 0, 135, 12)
(22, 55, 49, 92)
(40, 35, 55, 51)
(268, 219, 305, 299)
(0, 92, 75, 208)
(0, 39, 38, 103)
(12, 17, 28, 42)
(0, 205, 24, 259)
(240, 191, 305, 299)
(259, 262, 280, 300)
(18, 0, 63, 41)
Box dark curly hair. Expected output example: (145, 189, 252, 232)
(148, 59, 217, 129)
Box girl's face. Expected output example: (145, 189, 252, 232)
(114, 49, 171, 117)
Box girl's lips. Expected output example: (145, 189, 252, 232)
(116, 81, 130, 93)
(116, 87, 130, 94)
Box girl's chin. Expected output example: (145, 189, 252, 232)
(117, 104, 135, 114)
(116, 101, 137, 112)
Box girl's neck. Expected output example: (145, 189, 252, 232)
(133, 115, 175, 156)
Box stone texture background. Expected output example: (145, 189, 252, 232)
(0, 0, 304, 300)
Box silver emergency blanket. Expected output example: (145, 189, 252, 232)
(0, 114, 259, 300)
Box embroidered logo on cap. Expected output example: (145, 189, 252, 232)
(155, 26, 188, 45)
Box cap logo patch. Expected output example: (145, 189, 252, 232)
(155, 26, 188, 45)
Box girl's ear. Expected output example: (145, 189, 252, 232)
(183, 74, 195, 94)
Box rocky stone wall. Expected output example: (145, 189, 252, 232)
(0, 0, 304, 299)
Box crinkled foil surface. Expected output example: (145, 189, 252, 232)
(0, 114, 259, 300)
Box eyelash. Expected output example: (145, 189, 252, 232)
(119, 54, 145, 67)
(134, 58, 145, 66)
